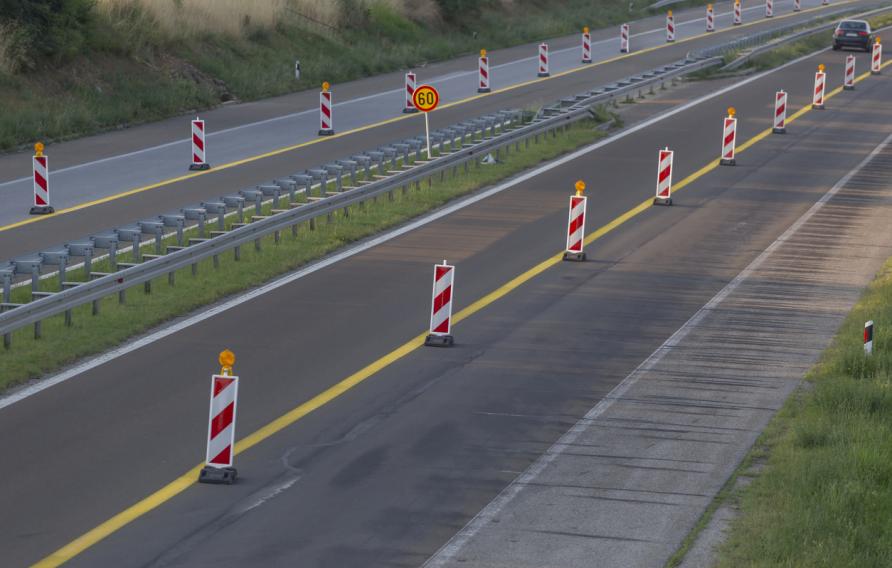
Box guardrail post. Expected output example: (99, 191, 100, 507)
(183, 208, 207, 238)
(222, 196, 245, 224)
(91, 235, 118, 272)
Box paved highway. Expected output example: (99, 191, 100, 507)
(0, 0, 872, 263)
(1, 37, 888, 567)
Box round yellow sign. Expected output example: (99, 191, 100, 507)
(413, 85, 440, 113)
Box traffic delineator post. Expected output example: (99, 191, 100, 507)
(319, 82, 334, 136)
(822, 0, 829, 5)
(872, 38, 882, 75)
(813, 64, 826, 109)
(189, 117, 210, 171)
(733, 0, 742, 25)
(720, 107, 737, 166)
(706, 4, 715, 32)
(620, 23, 631, 52)
(404, 72, 419, 113)
(773, 90, 787, 134)
(844, 55, 855, 90)
(199, 349, 239, 485)
(865, 320, 874, 355)
(582, 27, 592, 63)
(538, 42, 550, 77)
(765, 0, 773, 18)
(794, 0, 801, 11)
(425, 261, 455, 347)
(654, 147, 674, 206)
(478, 49, 491, 93)
(666, 10, 675, 42)
(563, 180, 588, 262)
(30, 142, 54, 215)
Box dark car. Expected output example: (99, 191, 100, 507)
(833, 20, 873, 51)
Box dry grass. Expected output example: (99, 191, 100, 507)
(95, 0, 340, 38)
(94, 0, 443, 38)
(0, 21, 26, 74)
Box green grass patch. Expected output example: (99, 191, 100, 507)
(0, 116, 612, 391)
(713, 258, 892, 567)
(0, 0, 695, 151)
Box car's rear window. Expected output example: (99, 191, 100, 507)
(839, 21, 868, 30)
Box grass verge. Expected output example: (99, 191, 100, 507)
(0, 0, 693, 151)
(0, 114, 613, 392)
(709, 257, 892, 567)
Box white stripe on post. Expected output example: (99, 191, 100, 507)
(404, 72, 418, 113)
(319, 85, 334, 135)
(205, 374, 239, 468)
(620, 23, 630, 53)
(33, 155, 49, 207)
(538, 43, 549, 77)
(720, 115, 737, 165)
(478, 51, 491, 93)
(425, 261, 455, 347)
(654, 147, 674, 204)
(865, 320, 874, 355)
(191, 118, 206, 166)
(565, 196, 587, 255)
(813, 70, 826, 109)
(872, 41, 882, 74)
(582, 29, 592, 63)
(794, 0, 801, 11)
(773, 90, 787, 134)
(666, 12, 675, 42)
(844, 55, 855, 89)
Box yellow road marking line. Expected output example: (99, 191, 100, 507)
(2, 0, 853, 236)
(31, 43, 884, 568)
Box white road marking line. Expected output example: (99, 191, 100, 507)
(0, 46, 829, 410)
(422, 128, 892, 568)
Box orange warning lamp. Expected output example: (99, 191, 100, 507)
(583, 26, 589, 33)
(876, 37, 882, 44)
(575, 180, 586, 196)
(727, 107, 736, 118)
(667, 10, 673, 16)
(708, 3, 712, 8)
(219, 349, 236, 375)
(322, 81, 330, 91)
(480, 49, 487, 58)
(34, 142, 44, 157)
(818, 64, 825, 72)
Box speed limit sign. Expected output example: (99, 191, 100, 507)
(412, 84, 440, 158)
(412, 85, 440, 112)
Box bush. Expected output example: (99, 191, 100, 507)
(0, 0, 95, 69)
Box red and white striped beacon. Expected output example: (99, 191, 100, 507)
(563, 180, 588, 262)
(793, 0, 801, 11)
(706, 4, 715, 32)
(666, 10, 676, 42)
(30, 142, 53, 215)
(537, 43, 550, 77)
(189, 117, 210, 171)
(478, 49, 491, 93)
(865, 321, 874, 355)
(844, 55, 855, 90)
(733, 0, 742, 25)
(582, 27, 592, 63)
(765, 0, 773, 18)
(198, 349, 240, 485)
(654, 147, 674, 206)
(813, 64, 826, 109)
(425, 261, 455, 347)
(772, 90, 787, 134)
(720, 107, 738, 166)
(621, 23, 631, 52)
(404, 72, 419, 113)
(872, 38, 883, 75)
(319, 81, 334, 136)
(822, 0, 829, 5)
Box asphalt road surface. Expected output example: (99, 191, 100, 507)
(0, 0, 876, 262)
(0, 38, 889, 567)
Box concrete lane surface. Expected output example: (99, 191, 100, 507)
(1, 45, 888, 567)
(0, 0, 869, 251)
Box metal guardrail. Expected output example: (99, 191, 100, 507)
(0, 54, 722, 343)
(1, 3, 865, 343)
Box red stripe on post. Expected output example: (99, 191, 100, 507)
(209, 445, 232, 466)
